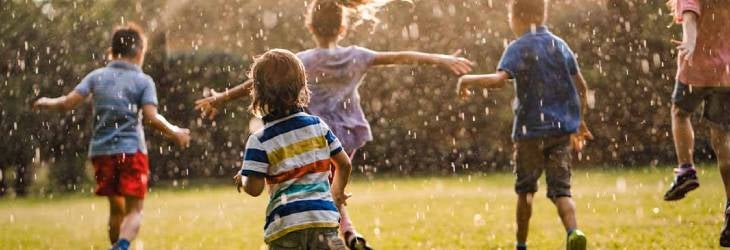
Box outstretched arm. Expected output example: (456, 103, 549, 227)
(456, 71, 510, 98)
(33, 91, 86, 112)
(141, 104, 191, 148)
(194, 79, 254, 119)
(371, 50, 475, 75)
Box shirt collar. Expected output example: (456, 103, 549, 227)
(262, 107, 306, 123)
(108, 60, 142, 72)
(521, 25, 549, 37)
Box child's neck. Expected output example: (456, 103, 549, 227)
(315, 37, 339, 49)
(111, 56, 143, 67)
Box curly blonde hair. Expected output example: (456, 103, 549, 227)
(248, 49, 310, 117)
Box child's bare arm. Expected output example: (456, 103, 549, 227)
(235, 174, 265, 196)
(32, 91, 86, 111)
(573, 72, 589, 117)
(194, 79, 253, 119)
(371, 50, 475, 75)
(674, 11, 698, 64)
(330, 151, 352, 206)
(141, 104, 191, 148)
(456, 71, 510, 98)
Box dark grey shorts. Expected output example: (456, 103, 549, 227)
(269, 227, 346, 250)
(513, 135, 572, 198)
(672, 81, 730, 131)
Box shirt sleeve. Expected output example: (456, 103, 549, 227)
(139, 75, 159, 106)
(353, 46, 378, 68)
(73, 72, 95, 97)
(562, 43, 579, 76)
(320, 121, 344, 156)
(240, 135, 269, 177)
(497, 43, 522, 79)
(675, 0, 701, 23)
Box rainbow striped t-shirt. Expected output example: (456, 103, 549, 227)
(240, 109, 343, 243)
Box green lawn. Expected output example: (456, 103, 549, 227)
(0, 167, 727, 249)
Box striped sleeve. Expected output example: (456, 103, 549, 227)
(321, 122, 343, 156)
(241, 135, 269, 177)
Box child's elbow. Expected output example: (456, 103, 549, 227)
(244, 186, 264, 197)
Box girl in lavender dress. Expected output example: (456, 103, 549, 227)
(196, 1, 473, 248)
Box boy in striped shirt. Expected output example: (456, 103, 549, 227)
(233, 49, 351, 249)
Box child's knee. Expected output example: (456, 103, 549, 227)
(672, 104, 691, 119)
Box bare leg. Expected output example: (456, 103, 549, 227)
(672, 105, 695, 165)
(108, 196, 126, 244)
(118, 196, 144, 242)
(516, 193, 534, 244)
(711, 128, 730, 200)
(552, 196, 578, 231)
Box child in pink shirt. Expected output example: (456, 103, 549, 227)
(663, 0, 730, 247)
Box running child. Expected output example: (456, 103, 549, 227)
(195, 0, 473, 248)
(456, 0, 591, 249)
(233, 49, 351, 250)
(663, 0, 730, 246)
(33, 23, 191, 250)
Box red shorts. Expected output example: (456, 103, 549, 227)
(92, 151, 149, 198)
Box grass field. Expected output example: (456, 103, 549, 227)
(1, 166, 728, 249)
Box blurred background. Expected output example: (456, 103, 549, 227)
(0, 0, 704, 195)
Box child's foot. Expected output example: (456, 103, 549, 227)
(721, 208, 730, 247)
(664, 165, 700, 201)
(566, 230, 586, 250)
(344, 231, 372, 250)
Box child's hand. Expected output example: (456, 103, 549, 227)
(32, 97, 52, 111)
(194, 89, 224, 120)
(570, 122, 593, 152)
(172, 128, 191, 148)
(672, 39, 695, 65)
(456, 76, 473, 98)
(439, 49, 475, 76)
(332, 189, 351, 207)
(233, 173, 243, 193)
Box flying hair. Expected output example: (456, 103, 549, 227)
(306, 0, 411, 39)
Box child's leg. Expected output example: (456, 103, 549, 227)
(513, 139, 543, 247)
(118, 196, 144, 242)
(107, 196, 126, 244)
(552, 197, 578, 231)
(711, 128, 730, 199)
(516, 193, 534, 244)
(672, 104, 695, 165)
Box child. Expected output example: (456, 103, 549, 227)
(33, 23, 191, 250)
(233, 49, 351, 250)
(196, 0, 473, 248)
(456, 0, 592, 249)
(664, 0, 730, 246)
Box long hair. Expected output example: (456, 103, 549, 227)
(248, 49, 310, 118)
(305, 0, 406, 39)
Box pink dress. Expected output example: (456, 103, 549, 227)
(675, 0, 730, 86)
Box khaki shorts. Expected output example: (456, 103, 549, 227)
(513, 135, 573, 198)
(269, 227, 346, 250)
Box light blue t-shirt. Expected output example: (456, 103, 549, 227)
(74, 61, 158, 156)
(497, 26, 581, 141)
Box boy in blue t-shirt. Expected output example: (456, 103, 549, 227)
(34, 23, 191, 250)
(457, 0, 592, 249)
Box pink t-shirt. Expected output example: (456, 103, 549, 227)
(675, 0, 730, 86)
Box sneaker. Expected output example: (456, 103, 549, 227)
(663, 167, 699, 201)
(721, 208, 730, 247)
(566, 230, 587, 250)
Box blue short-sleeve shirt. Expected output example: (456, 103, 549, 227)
(497, 26, 581, 140)
(74, 60, 158, 156)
